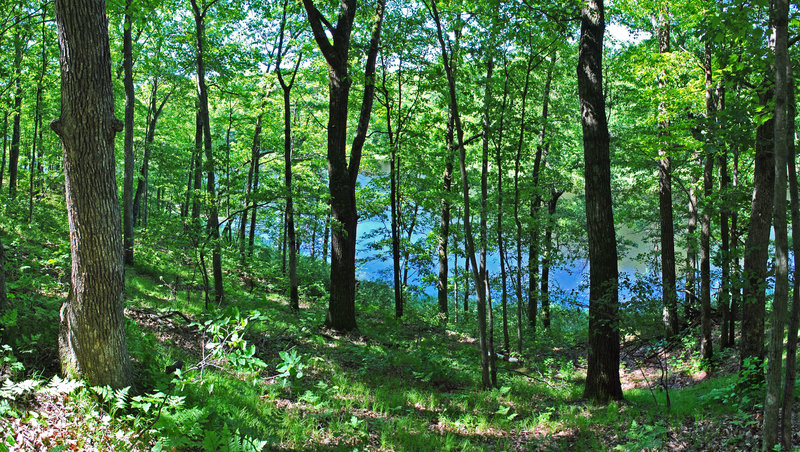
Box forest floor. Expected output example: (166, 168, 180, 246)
(0, 203, 791, 450)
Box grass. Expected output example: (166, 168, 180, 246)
(0, 200, 772, 450)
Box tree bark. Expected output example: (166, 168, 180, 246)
(1, 113, 7, 189)
(134, 76, 171, 226)
(780, 70, 798, 451)
(0, 236, 6, 314)
(302, 0, 384, 331)
(541, 190, 563, 330)
(430, 0, 490, 388)
(496, 59, 510, 351)
(656, 9, 678, 337)
(699, 40, 714, 362)
(480, 56, 495, 386)
(578, 0, 622, 402)
(276, 0, 302, 310)
(191, 0, 223, 304)
(513, 53, 534, 351)
(763, 1, 789, 447)
(740, 88, 775, 373)
(51, 0, 133, 388)
(9, 24, 22, 199)
(122, 0, 135, 265)
(436, 111, 454, 320)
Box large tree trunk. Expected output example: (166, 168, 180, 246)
(763, 2, 789, 447)
(578, 0, 622, 403)
(656, 10, 678, 337)
(191, 0, 223, 304)
(122, 0, 135, 265)
(303, 0, 384, 331)
(740, 88, 775, 374)
(431, 0, 490, 388)
(51, 0, 133, 389)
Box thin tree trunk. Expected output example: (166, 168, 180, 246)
(1, 113, 7, 189)
(780, 70, 799, 450)
(480, 57, 495, 386)
(513, 53, 534, 352)
(729, 146, 740, 344)
(528, 52, 556, 333)
(191, 0, 223, 304)
(51, 0, 133, 388)
(122, 0, 135, 265)
(134, 76, 171, 226)
(437, 110, 454, 320)
(431, 0, 490, 387)
(0, 236, 6, 313)
(496, 59, 510, 351)
(9, 26, 22, 199)
(276, 0, 302, 310)
(763, 2, 789, 447)
(240, 112, 262, 259)
(541, 190, 563, 330)
(578, 0, 623, 403)
(699, 40, 714, 362)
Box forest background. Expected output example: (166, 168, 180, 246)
(0, 0, 799, 450)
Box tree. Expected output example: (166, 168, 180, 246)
(276, 0, 303, 310)
(762, 0, 789, 447)
(302, 0, 385, 331)
(190, 0, 224, 305)
(122, 0, 135, 265)
(50, 0, 133, 388)
(655, 6, 678, 337)
(578, 0, 623, 402)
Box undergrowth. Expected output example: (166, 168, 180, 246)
(0, 197, 770, 451)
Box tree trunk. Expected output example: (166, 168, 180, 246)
(276, 4, 301, 310)
(191, 0, 223, 304)
(496, 60, 510, 351)
(699, 40, 714, 362)
(513, 53, 534, 352)
(1, 113, 7, 189)
(729, 147, 740, 345)
(528, 52, 556, 333)
(780, 70, 799, 451)
(134, 77, 170, 226)
(303, 0, 384, 331)
(740, 87, 775, 374)
(0, 236, 6, 314)
(656, 9, 678, 337)
(437, 111, 454, 320)
(122, 0, 135, 265)
(431, 0, 490, 388)
(480, 57, 495, 386)
(9, 27, 22, 199)
(578, 0, 623, 403)
(763, 2, 789, 447)
(51, 0, 133, 389)
(542, 190, 563, 330)
(240, 112, 262, 259)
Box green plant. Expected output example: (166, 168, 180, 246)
(277, 349, 305, 385)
